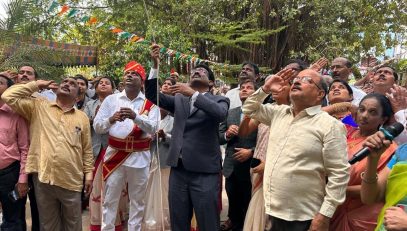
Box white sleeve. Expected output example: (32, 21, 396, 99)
(394, 109, 407, 144)
(133, 104, 160, 135)
(148, 68, 159, 80)
(93, 96, 113, 134)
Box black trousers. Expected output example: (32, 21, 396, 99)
(225, 172, 252, 230)
(168, 159, 220, 231)
(0, 161, 26, 231)
(269, 216, 311, 231)
(21, 175, 40, 231)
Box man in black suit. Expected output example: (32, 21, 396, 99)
(219, 79, 258, 231)
(145, 45, 230, 231)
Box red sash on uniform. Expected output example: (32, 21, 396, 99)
(102, 100, 154, 181)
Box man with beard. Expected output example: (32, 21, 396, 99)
(2, 77, 94, 231)
(243, 68, 349, 231)
(330, 57, 366, 105)
(225, 62, 260, 109)
(145, 45, 229, 231)
(219, 79, 258, 231)
(93, 61, 159, 231)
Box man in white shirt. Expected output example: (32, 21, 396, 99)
(330, 57, 366, 106)
(93, 61, 159, 231)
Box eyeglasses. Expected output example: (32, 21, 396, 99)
(291, 76, 322, 90)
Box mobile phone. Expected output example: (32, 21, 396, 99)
(250, 158, 261, 168)
(8, 187, 20, 202)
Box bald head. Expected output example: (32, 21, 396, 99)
(332, 57, 352, 68)
(289, 69, 327, 110)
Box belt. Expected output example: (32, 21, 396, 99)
(0, 161, 20, 176)
(108, 136, 151, 152)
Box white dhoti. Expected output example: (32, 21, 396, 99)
(101, 147, 150, 231)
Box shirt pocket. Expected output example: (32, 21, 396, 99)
(66, 131, 82, 148)
(0, 129, 15, 146)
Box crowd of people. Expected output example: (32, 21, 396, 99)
(0, 44, 407, 231)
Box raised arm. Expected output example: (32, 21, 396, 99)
(145, 44, 175, 113)
(242, 69, 295, 124)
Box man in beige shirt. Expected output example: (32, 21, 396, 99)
(242, 68, 350, 231)
(2, 78, 93, 231)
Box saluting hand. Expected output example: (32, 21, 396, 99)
(263, 69, 296, 94)
(36, 80, 59, 91)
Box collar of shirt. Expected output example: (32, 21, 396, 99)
(49, 102, 76, 113)
(287, 105, 322, 117)
(119, 89, 146, 102)
(0, 103, 13, 113)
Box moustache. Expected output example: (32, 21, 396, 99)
(378, 74, 386, 80)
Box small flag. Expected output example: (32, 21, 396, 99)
(88, 16, 98, 25)
(130, 35, 140, 42)
(57, 4, 70, 16)
(67, 9, 79, 18)
(48, 0, 59, 13)
(119, 32, 132, 39)
(95, 22, 105, 28)
(81, 16, 90, 23)
(160, 47, 167, 53)
(111, 28, 124, 33)
(136, 38, 145, 43)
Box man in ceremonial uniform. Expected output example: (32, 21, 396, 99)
(94, 61, 159, 231)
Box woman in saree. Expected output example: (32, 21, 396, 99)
(361, 137, 407, 231)
(84, 77, 127, 231)
(330, 93, 397, 231)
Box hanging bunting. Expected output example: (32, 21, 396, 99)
(45, 1, 228, 68)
